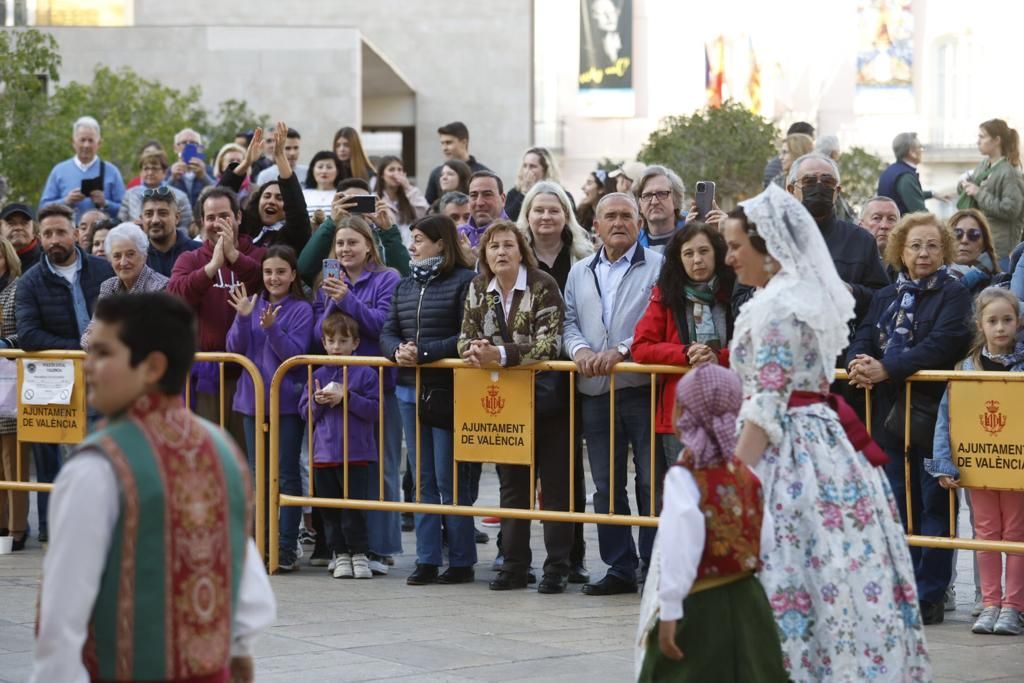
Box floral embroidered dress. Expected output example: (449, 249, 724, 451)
(731, 290, 930, 681)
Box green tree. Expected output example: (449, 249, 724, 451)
(0, 30, 62, 203)
(0, 29, 270, 207)
(838, 146, 886, 214)
(638, 100, 778, 207)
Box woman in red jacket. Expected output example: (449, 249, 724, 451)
(632, 222, 735, 469)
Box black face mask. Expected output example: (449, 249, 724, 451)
(801, 183, 835, 221)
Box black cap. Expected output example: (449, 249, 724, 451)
(0, 203, 33, 222)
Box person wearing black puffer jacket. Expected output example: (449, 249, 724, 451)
(380, 214, 476, 587)
(216, 122, 310, 255)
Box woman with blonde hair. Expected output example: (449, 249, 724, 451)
(772, 133, 815, 189)
(505, 147, 568, 221)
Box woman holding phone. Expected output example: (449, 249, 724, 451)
(313, 216, 402, 574)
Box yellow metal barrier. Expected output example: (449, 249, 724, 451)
(0, 350, 267, 558)
(268, 355, 686, 573)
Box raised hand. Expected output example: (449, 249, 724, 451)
(228, 282, 255, 316)
(259, 303, 282, 329)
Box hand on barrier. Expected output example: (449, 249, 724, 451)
(686, 343, 718, 366)
(461, 339, 501, 368)
(658, 619, 684, 661)
(847, 354, 888, 389)
(395, 341, 419, 366)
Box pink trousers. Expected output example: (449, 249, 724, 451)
(971, 488, 1024, 610)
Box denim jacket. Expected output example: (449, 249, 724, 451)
(926, 354, 1024, 480)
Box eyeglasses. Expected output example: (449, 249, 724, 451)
(954, 227, 983, 242)
(904, 242, 943, 254)
(142, 186, 173, 200)
(639, 190, 672, 204)
(797, 175, 839, 190)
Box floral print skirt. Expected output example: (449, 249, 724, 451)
(755, 404, 931, 682)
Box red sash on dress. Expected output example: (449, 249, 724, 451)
(788, 391, 889, 467)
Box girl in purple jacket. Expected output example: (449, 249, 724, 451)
(227, 244, 313, 571)
(298, 311, 380, 580)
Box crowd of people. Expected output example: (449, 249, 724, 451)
(5, 111, 1024, 681)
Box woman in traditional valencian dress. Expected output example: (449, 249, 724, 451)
(722, 186, 931, 681)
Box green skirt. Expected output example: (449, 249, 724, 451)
(638, 575, 787, 683)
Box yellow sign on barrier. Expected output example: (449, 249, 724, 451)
(948, 381, 1024, 490)
(454, 368, 533, 465)
(17, 358, 87, 444)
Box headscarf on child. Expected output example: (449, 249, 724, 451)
(674, 364, 741, 468)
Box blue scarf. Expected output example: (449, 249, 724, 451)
(410, 256, 444, 284)
(877, 266, 953, 355)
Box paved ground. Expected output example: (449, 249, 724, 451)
(2, 470, 1023, 682)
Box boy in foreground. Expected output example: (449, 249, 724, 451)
(32, 292, 276, 683)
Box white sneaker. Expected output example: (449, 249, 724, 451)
(352, 553, 372, 579)
(972, 600, 984, 617)
(367, 554, 389, 576)
(944, 587, 956, 612)
(972, 606, 1000, 634)
(332, 553, 353, 579)
(993, 607, 1023, 635)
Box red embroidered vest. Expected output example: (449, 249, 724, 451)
(677, 454, 764, 579)
(78, 394, 252, 682)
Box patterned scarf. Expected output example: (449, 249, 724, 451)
(982, 345, 1024, 368)
(877, 265, 953, 355)
(674, 364, 741, 468)
(683, 276, 720, 345)
(410, 256, 444, 284)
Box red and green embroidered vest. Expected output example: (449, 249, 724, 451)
(76, 394, 251, 682)
(678, 454, 764, 579)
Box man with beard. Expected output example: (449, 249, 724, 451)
(0, 203, 42, 272)
(141, 187, 200, 277)
(787, 153, 889, 329)
(15, 203, 113, 542)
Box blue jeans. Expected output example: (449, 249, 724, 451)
(398, 396, 477, 568)
(581, 387, 662, 582)
(367, 391, 404, 557)
(883, 442, 956, 604)
(243, 414, 304, 556)
(32, 443, 63, 534)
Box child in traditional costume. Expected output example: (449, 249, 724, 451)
(636, 363, 786, 682)
(33, 292, 276, 683)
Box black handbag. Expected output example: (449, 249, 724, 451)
(883, 388, 941, 450)
(418, 378, 454, 431)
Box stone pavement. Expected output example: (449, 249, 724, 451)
(2, 470, 1023, 682)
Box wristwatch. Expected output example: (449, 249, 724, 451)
(616, 342, 630, 359)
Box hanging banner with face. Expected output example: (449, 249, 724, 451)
(578, 0, 634, 117)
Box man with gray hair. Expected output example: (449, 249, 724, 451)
(563, 191, 663, 595)
(633, 164, 684, 253)
(39, 116, 125, 222)
(877, 132, 939, 214)
(439, 191, 471, 227)
(788, 153, 888, 327)
(168, 127, 215, 209)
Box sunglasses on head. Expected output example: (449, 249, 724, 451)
(954, 227, 983, 242)
(142, 186, 173, 200)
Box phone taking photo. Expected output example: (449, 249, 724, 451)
(322, 258, 342, 281)
(694, 180, 716, 222)
(349, 195, 377, 214)
(182, 142, 206, 164)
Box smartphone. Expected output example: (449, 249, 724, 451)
(322, 258, 342, 281)
(182, 142, 206, 164)
(350, 195, 377, 214)
(80, 176, 103, 195)
(694, 180, 716, 222)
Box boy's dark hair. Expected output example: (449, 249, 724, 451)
(786, 121, 815, 137)
(437, 121, 469, 142)
(286, 127, 301, 139)
(321, 311, 360, 340)
(338, 178, 371, 193)
(94, 293, 197, 394)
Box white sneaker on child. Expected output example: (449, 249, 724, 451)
(333, 553, 353, 579)
(367, 553, 389, 575)
(352, 553, 372, 579)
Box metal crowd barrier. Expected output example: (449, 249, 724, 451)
(0, 350, 268, 558)
(267, 356, 685, 573)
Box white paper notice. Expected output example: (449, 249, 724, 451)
(21, 360, 75, 405)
